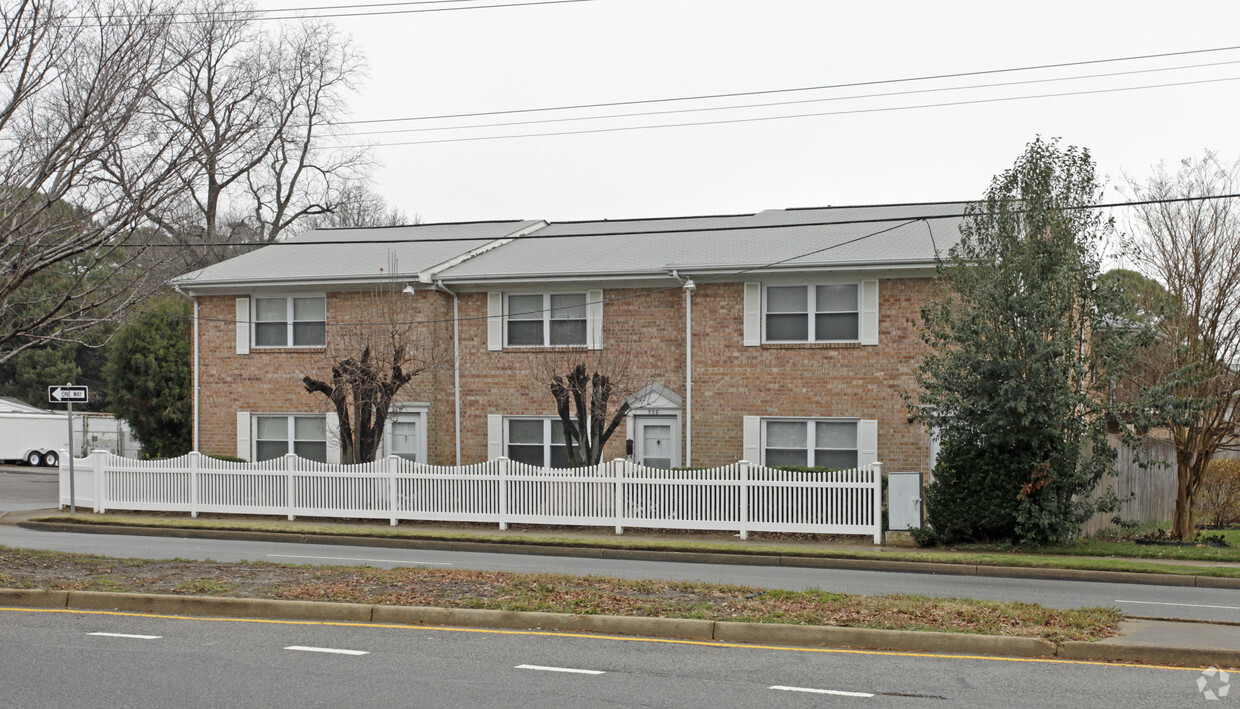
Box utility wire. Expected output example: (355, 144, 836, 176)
(167, 219, 923, 330)
(137, 192, 1240, 248)
(155, 190, 1240, 330)
(337, 44, 1240, 126)
(354, 74, 1240, 148)
(87, 0, 594, 24)
(345, 59, 1240, 137)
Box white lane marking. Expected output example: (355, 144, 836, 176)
(285, 645, 369, 656)
(89, 632, 161, 640)
(266, 554, 451, 566)
(770, 685, 874, 697)
(516, 664, 605, 675)
(1116, 600, 1240, 611)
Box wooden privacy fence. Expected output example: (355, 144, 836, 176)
(59, 452, 884, 543)
(1081, 436, 1178, 536)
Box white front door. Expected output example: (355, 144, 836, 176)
(386, 415, 423, 462)
(635, 416, 678, 469)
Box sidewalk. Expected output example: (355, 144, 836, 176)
(4, 505, 1240, 668)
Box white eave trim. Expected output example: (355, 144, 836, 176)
(416, 220, 550, 284)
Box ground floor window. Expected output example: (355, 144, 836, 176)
(255, 415, 327, 462)
(763, 419, 858, 469)
(507, 417, 572, 468)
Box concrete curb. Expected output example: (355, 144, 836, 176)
(2, 588, 1235, 668)
(19, 520, 1240, 590)
(1057, 641, 1240, 669)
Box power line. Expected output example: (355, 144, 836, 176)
(132, 190, 1240, 333)
(169, 219, 924, 330)
(74, 0, 593, 25)
(139, 192, 1240, 248)
(345, 59, 1240, 138)
(336, 44, 1240, 127)
(353, 74, 1240, 148)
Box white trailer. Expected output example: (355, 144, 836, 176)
(0, 398, 69, 466)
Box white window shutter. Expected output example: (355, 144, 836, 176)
(236, 412, 250, 461)
(235, 297, 250, 355)
(487, 292, 503, 351)
(859, 419, 879, 468)
(325, 411, 341, 464)
(743, 283, 761, 346)
(487, 414, 504, 460)
(587, 288, 603, 350)
(742, 415, 761, 464)
(860, 279, 879, 345)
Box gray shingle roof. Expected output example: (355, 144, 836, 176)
(170, 203, 968, 291)
(437, 202, 967, 281)
(171, 220, 544, 291)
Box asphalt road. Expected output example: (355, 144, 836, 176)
(4, 465, 1239, 624)
(0, 607, 1214, 708)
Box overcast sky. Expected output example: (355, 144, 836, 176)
(262, 0, 1240, 225)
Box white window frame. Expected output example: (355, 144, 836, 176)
(251, 294, 327, 348)
(504, 292, 588, 348)
(762, 283, 860, 343)
(761, 417, 860, 469)
(505, 416, 572, 468)
(253, 414, 328, 462)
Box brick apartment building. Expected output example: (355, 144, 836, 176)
(171, 202, 967, 475)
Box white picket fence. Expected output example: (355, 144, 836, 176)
(59, 451, 884, 543)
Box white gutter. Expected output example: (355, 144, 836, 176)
(669, 271, 695, 467)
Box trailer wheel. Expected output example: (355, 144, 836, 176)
(41, 451, 59, 467)
(26, 451, 43, 467)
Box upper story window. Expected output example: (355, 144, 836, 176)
(763, 418, 858, 469)
(506, 293, 587, 347)
(764, 284, 859, 342)
(254, 414, 327, 462)
(253, 296, 326, 348)
(507, 417, 572, 468)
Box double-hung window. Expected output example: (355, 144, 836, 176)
(506, 293, 587, 347)
(254, 415, 328, 462)
(764, 284, 859, 342)
(253, 296, 326, 347)
(763, 419, 858, 469)
(506, 418, 572, 468)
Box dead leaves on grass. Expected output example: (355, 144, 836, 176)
(0, 548, 1120, 642)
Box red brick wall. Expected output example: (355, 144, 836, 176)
(195, 290, 455, 461)
(195, 278, 933, 472)
(690, 280, 931, 472)
(455, 287, 686, 464)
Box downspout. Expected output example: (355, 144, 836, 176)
(670, 271, 695, 467)
(176, 286, 200, 452)
(434, 280, 463, 466)
(193, 296, 200, 452)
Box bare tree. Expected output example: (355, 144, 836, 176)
(245, 19, 370, 242)
(150, 1, 371, 270)
(147, 0, 272, 269)
(532, 348, 651, 467)
(302, 271, 451, 463)
(299, 181, 414, 230)
(1123, 152, 1240, 540)
(0, 0, 187, 362)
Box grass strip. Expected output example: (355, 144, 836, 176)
(0, 546, 1121, 642)
(32, 514, 1240, 579)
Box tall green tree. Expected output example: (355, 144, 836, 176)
(914, 137, 1131, 545)
(104, 297, 192, 458)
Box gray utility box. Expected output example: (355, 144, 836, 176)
(887, 472, 923, 531)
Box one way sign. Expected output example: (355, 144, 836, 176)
(49, 385, 89, 403)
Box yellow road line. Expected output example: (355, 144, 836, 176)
(1, 606, 1207, 672)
